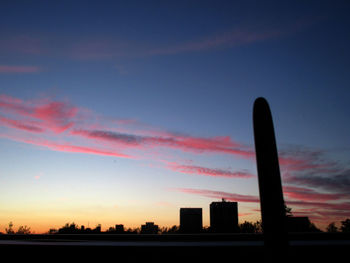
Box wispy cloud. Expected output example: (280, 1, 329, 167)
(283, 185, 350, 202)
(172, 188, 259, 203)
(0, 93, 251, 161)
(0, 35, 43, 55)
(0, 95, 77, 133)
(1, 92, 349, 228)
(0, 115, 44, 133)
(71, 129, 253, 157)
(279, 146, 336, 173)
(284, 170, 350, 194)
(0, 134, 132, 159)
(32, 101, 77, 133)
(166, 162, 254, 179)
(0, 18, 313, 61)
(173, 187, 350, 226)
(148, 27, 282, 56)
(0, 65, 41, 73)
(1, 92, 348, 210)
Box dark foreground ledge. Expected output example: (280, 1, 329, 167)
(1, 233, 349, 261)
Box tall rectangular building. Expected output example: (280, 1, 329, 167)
(210, 199, 238, 233)
(180, 208, 202, 233)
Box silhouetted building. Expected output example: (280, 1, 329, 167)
(115, 224, 124, 233)
(180, 208, 202, 233)
(210, 199, 238, 233)
(141, 222, 159, 234)
(286, 217, 312, 232)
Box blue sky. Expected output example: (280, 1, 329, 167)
(0, 0, 350, 232)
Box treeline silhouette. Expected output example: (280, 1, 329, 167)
(2, 219, 350, 235)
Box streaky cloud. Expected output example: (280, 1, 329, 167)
(173, 188, 259, 203)
(283, 185, 350, 202)
(148, 27, 282, 55)
(0, 65, 41, 73)
(174, 187, 350, 226)
(167, 162, 254, 178)
(71, 128, 253, 157)
(0, 134, 131, 159)
(0, 115, 44, 133)
(0, 94, 78, 133)
(284, 170, 350, 194)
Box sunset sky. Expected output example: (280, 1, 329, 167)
(1, 0, 350, 233)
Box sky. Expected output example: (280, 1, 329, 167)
(0, 0, 350, 233)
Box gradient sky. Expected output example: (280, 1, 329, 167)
(1, 0, 350, 233)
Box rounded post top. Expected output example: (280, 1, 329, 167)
(253, 97, 269, 109)
(253, 97, 272, 119)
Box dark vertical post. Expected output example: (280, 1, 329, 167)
(253, 97, 288, 252)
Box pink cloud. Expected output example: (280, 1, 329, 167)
(283, 169, 350, 193)
(173, 188, 259, 203)
(32, 101, 78, 133)
(7, 136, 132, 159)
(1, 92, 347, 206)
(167, 162, 254, 179)
(163, 135, 252, 156)
(283, 185, 350, 202)
(71, 129, 253, 157)
(0, 115, 44, 133)
(286, 200, 350, 212)
(174, 187, 350, 227)
(0, 65, 41, 73)
(45, 143, 131, 158)
(279, 156, 332, 172)
(239, 213, 253, 217)
(0, 95, 78, 133)
(0, 95, 31, 116)
(0, 94, 23, 104)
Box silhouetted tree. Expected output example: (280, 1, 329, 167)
(160, 225, 180, 234)
(340, 219, 350, 232)
(5, 222, 14, 234)
(308, 222, 321, 232)
(201, 226, 211, 233)
(48, 228, 58, 234)
(58, 222, 80, 234)
(284, 205, 293, 217)
(125, 227, 140, 234)
(254, 220, 263, 233)
(326, 222, 338, 233)
(168, 225, 179, 233)
(93, 224, 101, 233)
(239, 221, 262, 233)
(106, 226, 116, 233)
(16, 225, 31, 234)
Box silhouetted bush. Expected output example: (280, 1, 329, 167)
(5, 222, 15, 234)
(326, 222, 338, 233)
(58, 222, 80, 234)
(125, 227, 140, 234)
(286, 217, 321, 233)
(340, 219, 350, 232)
(239, 221, 262, 233)
(160, 225, 179, 234)
(16, 225, 31, 234)
(48, 228, 58, 234)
